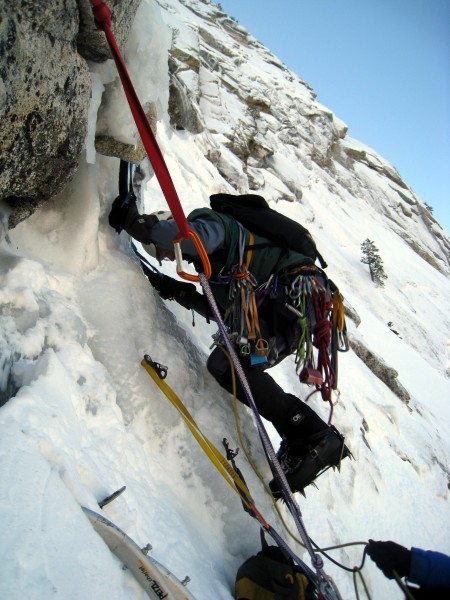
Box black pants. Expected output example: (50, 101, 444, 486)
(207, 346, 328, 443)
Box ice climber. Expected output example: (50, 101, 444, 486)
(108, 189, 350, 495)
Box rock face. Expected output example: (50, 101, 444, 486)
(350, 337, 411, 403)
(168, 60, 205, 134)
(0, 1, 90, 228)
(95, 104, 158, 163)
(0, 0, 140, 229)
(77, 0, 142, 63)
(161, 1, 450, 275)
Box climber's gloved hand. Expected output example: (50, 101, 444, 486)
(157, 275, 197, 303)
(142, 264, 196, 303)
(140, 262, 211, 317)
(144, 268, 168, 296)
(366, 540, 411, 579)
(108, 191, 137, 233)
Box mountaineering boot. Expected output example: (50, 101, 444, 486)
(269, 426, 350, 498)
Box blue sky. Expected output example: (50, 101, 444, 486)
(217, 0, 450, 234)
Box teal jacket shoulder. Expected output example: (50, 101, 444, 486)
(189, 207, 313, 284)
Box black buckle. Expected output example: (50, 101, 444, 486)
(143, 355, 168, 379)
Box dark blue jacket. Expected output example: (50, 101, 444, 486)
(410, 547, 450, 589)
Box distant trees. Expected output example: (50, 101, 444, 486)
(360, 239, 388, 287)
(424, 202, 434, 214)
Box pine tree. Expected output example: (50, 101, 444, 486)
(360, 239, 388, 287)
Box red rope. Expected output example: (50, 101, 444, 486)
(89, 0, 190, 239)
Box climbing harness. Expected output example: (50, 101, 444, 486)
(252, 266, 347, 416)
(89, 0, 211, 282)
(223, 263, 348, 425)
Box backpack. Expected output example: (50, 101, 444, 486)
(210, 193, 327, 268)
(235, 542, 315, 600)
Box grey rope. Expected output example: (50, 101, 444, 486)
(199, 274, 340, 599)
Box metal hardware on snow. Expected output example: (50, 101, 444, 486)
(143, 355, 168, 379)
(222, 438, 239, 461)
(141, 543, 152, 555)
(98, 485, 126, 508)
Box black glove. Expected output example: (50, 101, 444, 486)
(366, 540, 411, 579)
(145, 270, 175, 300)
(108, 191, 136, 233)
(139, 262, 212, 318)
(142, 264, 196, 303)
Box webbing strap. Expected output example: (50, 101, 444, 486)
(140, 357, 269, 527)
(89, 0, 189, 239)
(332, 292, 346, 332)
(245, 232, 254, 268)
(141, 355, 321, 587)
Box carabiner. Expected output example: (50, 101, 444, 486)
(254, 338, 269, 357)
(240, 344, 251, 357)
(173, 229, 212, 282)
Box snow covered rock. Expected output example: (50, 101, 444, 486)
(0, 1, 91, 228)
(0, 0, 140, 230)
(77, 0, 141, 62)
(350, 337, 411, 403)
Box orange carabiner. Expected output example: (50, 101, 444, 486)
(173, 229, 212, 282)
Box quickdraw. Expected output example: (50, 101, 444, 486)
(332, 292, 350, 352)
(222, 226, 269, 365)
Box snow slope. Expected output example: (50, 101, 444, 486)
(1, 1, 449, 599)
